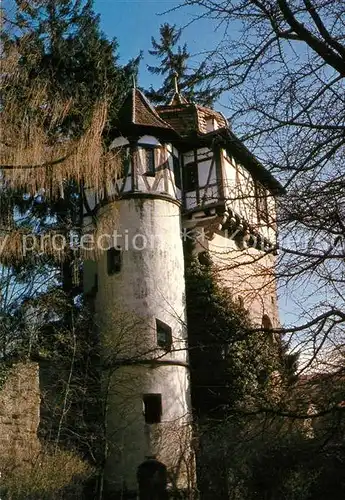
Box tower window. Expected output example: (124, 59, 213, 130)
(173, 156, 181, 189)
(144, 147, 156, 176)
(156, 319, 172, 351)
(262, 314, 273, 330)
(184, 162, 198, 191)
(255, 181, 269, 222)
(143, 394, 162, 424)
(107, 247, 122, 275)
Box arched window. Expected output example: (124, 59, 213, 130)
(262, 314, 273, 330)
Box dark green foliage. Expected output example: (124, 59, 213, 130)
(185, 253, 345, 500)
(145, 23, 220, 106)
(1, 0, 138, 308)
(2, 0, 139, 148)
(247, 428, 345, 500)
(185, 254, 279, 419)
(0, 5, 123, 492)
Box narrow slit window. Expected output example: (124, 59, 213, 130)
(144, 147, 156, 176)
(237, 296, 244, 309)
(173, 156, 181, 189)
(107, 247, 122, 275)
(143, 394, 162, 424)
(156, 319, 172, 351)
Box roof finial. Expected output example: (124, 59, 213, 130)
(173, 70, 179, 94)
(168, 71, 188, 106)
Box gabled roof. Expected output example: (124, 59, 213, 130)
(116, 88, 174, 133)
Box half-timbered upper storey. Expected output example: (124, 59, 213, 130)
(85, 87, 284, 249)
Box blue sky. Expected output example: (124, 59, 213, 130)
(94, 0, 225, 96)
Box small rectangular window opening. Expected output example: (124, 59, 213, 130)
(143, 394, 162, 424)
(144, 147, 156, 176)
(107, 247, 122, 275)
(184, 162, 198, 191)
(156, 319, 172, 351)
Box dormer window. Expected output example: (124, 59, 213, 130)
(206, 117, 219, 132)
(255, 181, 269, 222)
(143, 147, 156, 176)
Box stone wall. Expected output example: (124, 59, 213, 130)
(0, 361, 41, 471)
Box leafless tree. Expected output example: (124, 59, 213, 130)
(181, 0, 345, 374)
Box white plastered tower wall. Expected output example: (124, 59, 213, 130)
(94, 196, 193, 492)
(83, 107, 195, 493)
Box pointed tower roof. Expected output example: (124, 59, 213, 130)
(115, 88, 175, 137)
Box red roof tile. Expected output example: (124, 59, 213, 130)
(117, 89, 173, 131)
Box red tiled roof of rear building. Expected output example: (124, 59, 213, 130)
(156, 102, 228, 136)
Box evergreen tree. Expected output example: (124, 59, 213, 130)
(2, 0, 137, 142)
(145, 23, 220, 107)
(1, 0, 139, 296)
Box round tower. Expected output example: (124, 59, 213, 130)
(83, 89, 194, 496)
